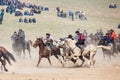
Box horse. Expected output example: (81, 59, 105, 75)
(22, 40, 33, 58)
(59, 38, 97, 67)
(98, 39, 118, 60)
(33, 38, 64, 67)
(12, 40, 32, 58)
(0, 46, 16, 71)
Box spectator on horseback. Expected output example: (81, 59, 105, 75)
(83, 30, 88, 40)
(44, 33, 54, 50)
(99, 29, 104, 39)
(75, 31, 85, 49)
(18, 29, 25, 43)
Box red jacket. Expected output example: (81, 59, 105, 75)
(78, 34, 85, 40)
(111, 32, 117, 40)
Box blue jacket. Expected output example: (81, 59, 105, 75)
(103, 36, 112, 45)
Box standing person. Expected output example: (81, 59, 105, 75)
(44, 33, 54, 50)
(0, 8, 4, 24)
(56, 7, 60, 17)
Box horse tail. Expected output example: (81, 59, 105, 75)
(1, 51, 11, 65)
(7, 52, 16, 62)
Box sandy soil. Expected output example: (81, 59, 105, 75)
(0, 43, 120, 80)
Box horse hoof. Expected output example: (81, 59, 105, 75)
(5, 69, 8, 72)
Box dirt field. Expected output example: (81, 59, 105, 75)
(0, 43, 120, 80)
(0, 0, 120, 80)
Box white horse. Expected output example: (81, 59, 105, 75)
(59, 38, 98, 67)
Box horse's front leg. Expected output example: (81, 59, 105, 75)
(47, 57, 52, 66)
(0, 59, 8, 71)
(37, 55, 42, 67)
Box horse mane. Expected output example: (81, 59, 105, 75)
(38, 38, 46, 46)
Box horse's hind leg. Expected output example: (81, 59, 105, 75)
(54, 55, 64, 67)
(23, 49, 25, 58)
(90, 53, 96, 66)
(79, 55, 85, 67)
(47, 57, 52, 66)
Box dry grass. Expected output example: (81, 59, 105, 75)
(0, 0, 120, 44)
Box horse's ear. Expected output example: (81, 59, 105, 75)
(36, 37, 39, 40)
(40, 37, 43, 39)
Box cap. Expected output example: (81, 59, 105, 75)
(46, 33, 50, 36)
(75, 31, 79, 33)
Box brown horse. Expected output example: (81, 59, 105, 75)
(0, 46, 16, 71)
(33, 38, 64, 67)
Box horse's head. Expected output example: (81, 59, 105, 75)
(98, 39, 105, 45)
(33, 38, 44, 48)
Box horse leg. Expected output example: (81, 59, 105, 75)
(103, 53, 105, 60)
(47, 57, 52, 66)
(79, 55, 85, 67)
(109, 55, 111, 61)
(28, 48, 31, 58)
(54, 55, 64, 67)
(71, 58, 77, 64)
(0, 59, 8, 71)
(90, 52, 96, 66)
(36, 55, 42, 67)
(23, 49, 25, 58)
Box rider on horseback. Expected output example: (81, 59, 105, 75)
(11, 31, 19, 43)
(75, 31, 85, 49)
(18, 29, 25, 43)
(103, 33, 113, 46)
(110, 29, 117, 45)
(44, 33, 54, 50)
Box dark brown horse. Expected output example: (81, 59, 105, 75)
(0, 46, 16, 71)
(33, 38, 64, 67)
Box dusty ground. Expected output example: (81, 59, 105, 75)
(0, 0, 120, 79)
(0, 43, 120, 80)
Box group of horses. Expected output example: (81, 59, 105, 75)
(1, 35, 120, 72)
